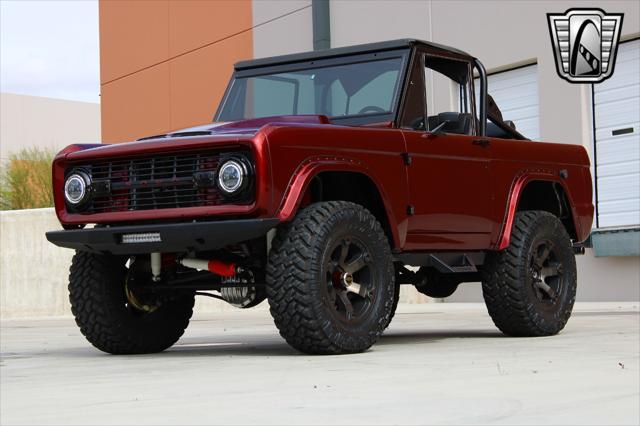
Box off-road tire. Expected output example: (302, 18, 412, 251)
(387, 282, 400, 329)
(266, 201, 395, 354)
(69, 252, 195, 354)
(481, 211, 577, 337)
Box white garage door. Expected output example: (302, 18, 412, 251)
(484, 64, 540, 140)
(593, 39, 640, 229)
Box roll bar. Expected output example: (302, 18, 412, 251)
(474, 59, 487, 137)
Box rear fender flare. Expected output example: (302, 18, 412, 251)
(495, 171, 580, 250)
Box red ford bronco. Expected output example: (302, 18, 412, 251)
(47, 39, 594, 355)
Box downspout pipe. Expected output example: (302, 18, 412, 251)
(312, 0, 331, 51)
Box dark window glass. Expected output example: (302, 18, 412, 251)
(423, 55, 474, 135)
(399, 56, 426, 130)
(217, 58, 404, 122)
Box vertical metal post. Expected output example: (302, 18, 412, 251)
(474, 59, 488, 136)
(312, 0, 331, 51)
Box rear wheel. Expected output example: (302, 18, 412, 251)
(266, 201, 395, 354)
(69, 252, 195, 354)
(481, 211, 577, 336)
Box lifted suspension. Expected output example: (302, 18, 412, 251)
(178, 258, 239, 277)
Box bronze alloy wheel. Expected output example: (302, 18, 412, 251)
(124, 258, 163, 314)
(529, 239, 565, 305)
(323, 237, 376, 324)
(482, 210, 577, 337)
(266, 201, 395, 354)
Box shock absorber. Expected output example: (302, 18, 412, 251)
(151, 252, 162, 282)
(178, 258, 240, 277)
(178, 257, 262, 307)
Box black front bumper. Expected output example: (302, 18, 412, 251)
(46, 218, 280, 255)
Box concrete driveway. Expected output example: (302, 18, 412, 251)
(1, 302, 638, 425)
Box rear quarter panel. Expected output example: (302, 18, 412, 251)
(489, 137, 594, 247)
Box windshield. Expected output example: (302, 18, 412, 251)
(216, 57, 405, 123)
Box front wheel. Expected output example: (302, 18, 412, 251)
(69, 252, 195, 354)
(266, 201, 396, 354)
(481, 211, 577, 336)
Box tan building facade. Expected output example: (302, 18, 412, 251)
(0, 92, 101, 160)
(99, 0, 253, 142)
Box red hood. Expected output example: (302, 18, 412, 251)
(142, 115, 332, 139)
(58, 115, 332, 161)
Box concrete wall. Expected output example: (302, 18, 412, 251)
(450, 250, 640, 302)
(0, 92, 101, 160)
(0, 209, 73, 317)
(0, 209, 249, 318)
(1, 208, 633, 318)
(0, 208, 430, 318)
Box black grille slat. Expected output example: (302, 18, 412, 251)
(92, 193, 204, 204)
(90, 154, 203, 166)
(173, 155, 178, 208)
(92, 188, 204, 200)
(77, 150, 227, 214)
(151, 158, 157, 210)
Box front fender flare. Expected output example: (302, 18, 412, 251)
(275, 156, 402, 248)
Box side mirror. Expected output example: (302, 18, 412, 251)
(423, 120, 448, 139)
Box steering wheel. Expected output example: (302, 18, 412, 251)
(358, 105, 386, 115)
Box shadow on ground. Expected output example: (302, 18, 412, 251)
(2, 329, 506, 360)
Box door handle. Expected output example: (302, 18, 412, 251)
(472, 139, 491, 148)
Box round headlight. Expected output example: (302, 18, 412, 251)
(64, 173, 88, 205)
(217, 160, 246, 194)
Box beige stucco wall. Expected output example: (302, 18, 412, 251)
(252, 0, 313, 59)
(331, 0, 639, 143)
(0, 92, 101, 160)
(329, 0, 640, 302)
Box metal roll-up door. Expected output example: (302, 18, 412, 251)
(482, 64, 540, 140)
(593, 39, 640, 230)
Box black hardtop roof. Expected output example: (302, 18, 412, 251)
(234, 39, 474, 71)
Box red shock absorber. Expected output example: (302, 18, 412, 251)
(206, 260, 236, 277)
(178, 258, 237, 277)
(161, 253, 176, 267)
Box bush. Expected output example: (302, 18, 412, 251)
(0, 147, 55, 210)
